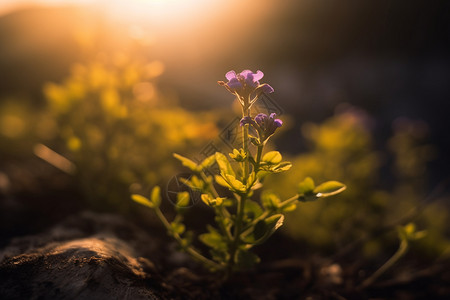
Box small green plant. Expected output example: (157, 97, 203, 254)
(132, 70, 346, 277)
(360, 222, 427, 288)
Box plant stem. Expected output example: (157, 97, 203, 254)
(360, 240, 409, 289)
(242, 211, 269, 233)
(226, 106, 252, 276)
(243, 125, 250, 182)
(255, 144, 263, 171)
(199, 171, 220, 199)
(226, 193, 247, 277)
(154, 207, 221, 270)
(242, 106, 251, 183)
(278, 195, 300, 209)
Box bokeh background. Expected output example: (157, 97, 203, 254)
(1, 0, 449, 268)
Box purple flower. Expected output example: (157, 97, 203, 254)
(240, 113, 283, 143)
(255, 113, 283, 137)
(218, 70, 274, 107)
(227, 70, 260, 90)
(239, 116, 254, 127)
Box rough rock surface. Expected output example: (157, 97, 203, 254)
(0, 212, 164, 300)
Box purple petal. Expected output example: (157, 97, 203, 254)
(261, 84, 274, 94)
(240, 116, 252, 127)
(227, 78, 242, 89)
(269, 113, 277, 119)
(244, 72, 254, 82)
(246, 74, 260, 88)
(225, 70, 236, 81)
(253, 70, 264, 81)
(274, 119, 283, 127)
(240, 70, 253, 77)
(253, 84, 274, 96)
(254, 113, 266, 125)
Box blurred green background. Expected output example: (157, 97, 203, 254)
(0, 0, 449, 264)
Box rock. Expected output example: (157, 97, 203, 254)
(0, 211, 164, 300)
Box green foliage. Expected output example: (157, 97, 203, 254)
(264, 111, 449, 260)
(314, 181, 347, 198)
(150, 186, 162, 208)
(262, 151, 282, 164)
(259, 151, 292, 174)
(173, 153, 198, 171)
(131, 71, 346, 277)
(397, 223, 427, 242)
(131, 186, 161, 208)
(131, 194, 155, 209)
(215, 152, 236, 177)
(360, 222, 427, 288)
(38, 55, 218, 211)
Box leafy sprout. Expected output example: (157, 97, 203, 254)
(132, 70, 346, 278)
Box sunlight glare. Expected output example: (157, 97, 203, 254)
(88, 0, 215, 28)
(1, 0, 216, 28)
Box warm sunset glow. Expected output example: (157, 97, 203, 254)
(1, 0, 221, 25)
(0, 0, 274, 65)
(104, 0, 215, 23)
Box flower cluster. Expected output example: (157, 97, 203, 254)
(240, 113, 283, 144)
(218, 70, 274, 109)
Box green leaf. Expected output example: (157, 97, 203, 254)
(411, 230, 428, 240)
(281, 203, 297, 212)
(201, 193, 212, 206)
(314, 181, 346, 197)
(398, 223, 427, 241)
(234, 249, 260, 269)
(256, 170, 270, 181)
(259, 161, 292, 174)
(131, 194, 155, 208)
(244, 200, 263, 220)
(262, 151, 282, 164)
(261, 191, 280, 210)
(298, 177, 315, 195)
(173, 153, 198, 171)
(170, 222, 185, 235)
(150, 186, 161, 207)
(229, 148, 246, 162)
(272, 161, 292, 172)
(224, 174, 246, 193)
(242, 214, 284, 245)
(199, 226, 227, 250)
(253, 220, 268, 241)
(229, 149, 239, 159)
(199, 154, 216, 170)
(199, 232, 221, 248)
(265, 214, 284, 232)
(201, 194, 225, 206)
(244, 172, 262, 190)
(176, 191, 190, 207)
(222, 198, 235, 207)
(214, 175, 231, 189)
(215, 152, 235, 177)
(181, 175, 204, 191)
